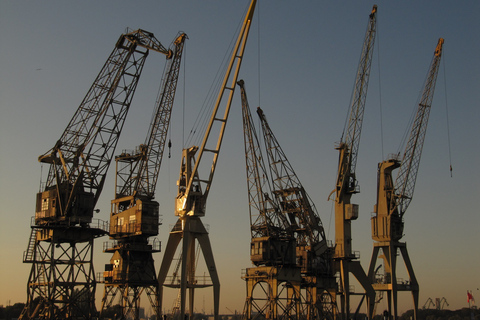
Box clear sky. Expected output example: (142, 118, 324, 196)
(1, 0, 479, 316)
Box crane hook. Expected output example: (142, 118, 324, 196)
(168, 139, 172, 158)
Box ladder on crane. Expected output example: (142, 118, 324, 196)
(23, 227, 38, 263)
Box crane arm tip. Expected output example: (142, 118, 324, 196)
(435, 38, 444, 56)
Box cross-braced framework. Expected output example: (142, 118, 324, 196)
(101, 283, 160, 319)
(317, 290, 339, 320)
(100, 239, 162, 319)
(297, 280, 338, 320)
(242, 267, 302, 320)
(20, 224, 106, 319)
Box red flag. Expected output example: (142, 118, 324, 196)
(467, 291, 474, 303)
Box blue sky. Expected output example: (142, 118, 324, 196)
(1, 0, 479, 315)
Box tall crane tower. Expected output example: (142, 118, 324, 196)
(330, 5, 377, 319)
(157, 2, 256, 320)
(238, 80, 301, 320)
(100, 32, 187, 320)
(20, 29, 170, 320)
(368, 38, 444, 320)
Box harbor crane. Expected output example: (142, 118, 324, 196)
(20, 29, 170, 320)
(238, 81, 294, 268)
(157, 2, 256, 320)
(330, 5, 377, 319)
(368, 38, 444, 320)
(100, 32, 187, 320)
(257, 105, 336, 319)
(422, 298, 435, 310)
(436, 297, 449, 310)
(238, 80, 300, 320)
(239, 79, 336, 320)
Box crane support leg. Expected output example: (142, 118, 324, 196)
(337, 259, 375, 319)
(158, 217, 220, 320)
(399, 245, 419, 320)
(158, 223, 183, 317)
(350, 261, 376, 319)
(196, 230, 221, 319)
(369, 242, 419, 320)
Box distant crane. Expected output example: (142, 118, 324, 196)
(157, 2, 257, 320)
(20, 29, 169, 320)
(100, 32, 187, 320)
(329, 5, 377, 319)
(226, 307, 236, 315)
(368, 38, 444, 320)
(436, 297, 449, 310)
(422, 298, 435, 310)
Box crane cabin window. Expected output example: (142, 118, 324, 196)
(41, 198, 49, 211)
